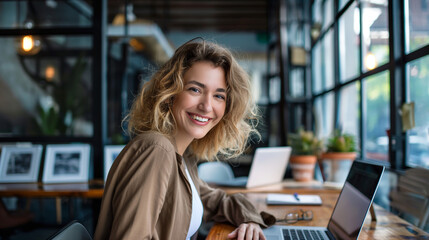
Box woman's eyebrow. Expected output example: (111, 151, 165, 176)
(187, 80, 205, 88)
(187, 80, 226, 93)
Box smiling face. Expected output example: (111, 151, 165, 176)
(172, 61, 227, 154)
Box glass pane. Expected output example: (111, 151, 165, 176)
(405, 0, 429, 53)
(290, 68, 305, 97)
(0, 1, 92, 29)
(323, 29, 335, 90)
(0, 36, 93, 137)
(268, 48, 279, 76)
(251, 70, 266, 105)
(312, 0, 323, 25)
(288, 104, 305, 135)
(364, 71, 390, 162)
(361, 0, 389, 73)
(322, 0, 334, 30)
(269, 76, 281, 104)
(339, 0, 351, 12)
(315, 93, 335, 140)
(312, 41, 322, 93)
(339, 82, 361, 144)
(288, 22, 305, 46)
(269, 105, 282, 146)
(407, 56, 429, 168)
(304, 23, 311, 49)
(339, 1, 360, 82)
(237, 58, 268, 105)
(312, 0, 323, 42)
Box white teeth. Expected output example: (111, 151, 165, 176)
(191, 115, 209, 122)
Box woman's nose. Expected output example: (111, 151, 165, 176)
(198, 95, 213, 113)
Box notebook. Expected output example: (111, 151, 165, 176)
(212, 147, 291, 188)
(266, 193, 322, 205)
(263, 160, 385, 240)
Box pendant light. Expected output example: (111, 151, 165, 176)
(15, 3, 42, 56)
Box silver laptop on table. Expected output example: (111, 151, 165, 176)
(213, 147, 291, 188)
(263, 160, 385, 240)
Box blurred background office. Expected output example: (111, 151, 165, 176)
(0, 0, 428, 238)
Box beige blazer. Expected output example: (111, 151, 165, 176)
(94, 131, 274, 240)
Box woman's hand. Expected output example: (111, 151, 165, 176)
(227, 222, 266, 240)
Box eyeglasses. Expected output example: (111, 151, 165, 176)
(277, 209, 313, 224)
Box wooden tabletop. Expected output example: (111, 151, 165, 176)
(206, 192, 429, 240)
(0, 182, 104, 198)
(0, 179, 333, 199)
(213, 180, 343, 195)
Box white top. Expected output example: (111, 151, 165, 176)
(184, 164, 204, 240)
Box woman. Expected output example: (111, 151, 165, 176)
(94, 39, 274, 240)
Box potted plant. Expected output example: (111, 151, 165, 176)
(288, 128, 323, 182)
(320, 129, 357, 182)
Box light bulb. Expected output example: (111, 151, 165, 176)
(22, 35, 34, 51)
(45, 65, 56, 81)
(364, 52, 377, 71)
(15, 35, 42, 55)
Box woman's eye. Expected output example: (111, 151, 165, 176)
(215, 94, 226, 100)
(188, 87, 200, 93)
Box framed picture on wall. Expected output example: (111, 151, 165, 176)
(42, 144, 91, 183)
(104, 145, 125, 181)
(0, 145, 43, 183)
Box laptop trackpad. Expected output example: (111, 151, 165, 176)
(263, 235, 281, 240)
(263, 226, 282, 240)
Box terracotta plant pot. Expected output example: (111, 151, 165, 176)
(320, 152, 357, 160)
(290, 155, 317, 182)
(319, 152, 357, 182)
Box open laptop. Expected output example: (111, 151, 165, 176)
(263, 160, 385, 240)
(211, 147, 291, 188)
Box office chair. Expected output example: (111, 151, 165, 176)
(389, 167, 429, 229)
(197, 161, 236, 238)
(197, 161, 235, 183)
(47, 220, 92, 240)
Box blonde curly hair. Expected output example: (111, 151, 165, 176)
(126, 38, 259, 160)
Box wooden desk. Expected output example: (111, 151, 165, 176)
(0, 182, 104, 198)
(0, 182, 104, 224)
(207, 191, 429, 239)
(214, 180, 343, 195)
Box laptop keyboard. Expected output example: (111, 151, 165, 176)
(282, 229, 326, 240)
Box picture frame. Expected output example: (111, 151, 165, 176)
(42, 144, 91, 183)
(104, 145, 125, 181)
(0, 145, 43, 183)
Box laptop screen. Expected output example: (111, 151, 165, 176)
(327, 161, 385, 240)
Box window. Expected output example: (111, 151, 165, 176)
(312, 0, 323, 26)
(312, 30, 334, 93)
(0, 35, 93, 137)
(323, 29, 335, 90)
(322, 0, 334, 30)
(310, 0, 429, 171)
(364, 71, 390, 162)
(339, 82, 360, 140)
(312, 41, 323, 94)
(405, 0, 429, 53)
(339, 1, 360, 82)
(407, 56, 429, 168)
(288, 23, 304, 46)
(339, 0, 350, 12)
(361, 0, 389, 72)
(290, 68, 305, 97)
(315, 93, 335, 140)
